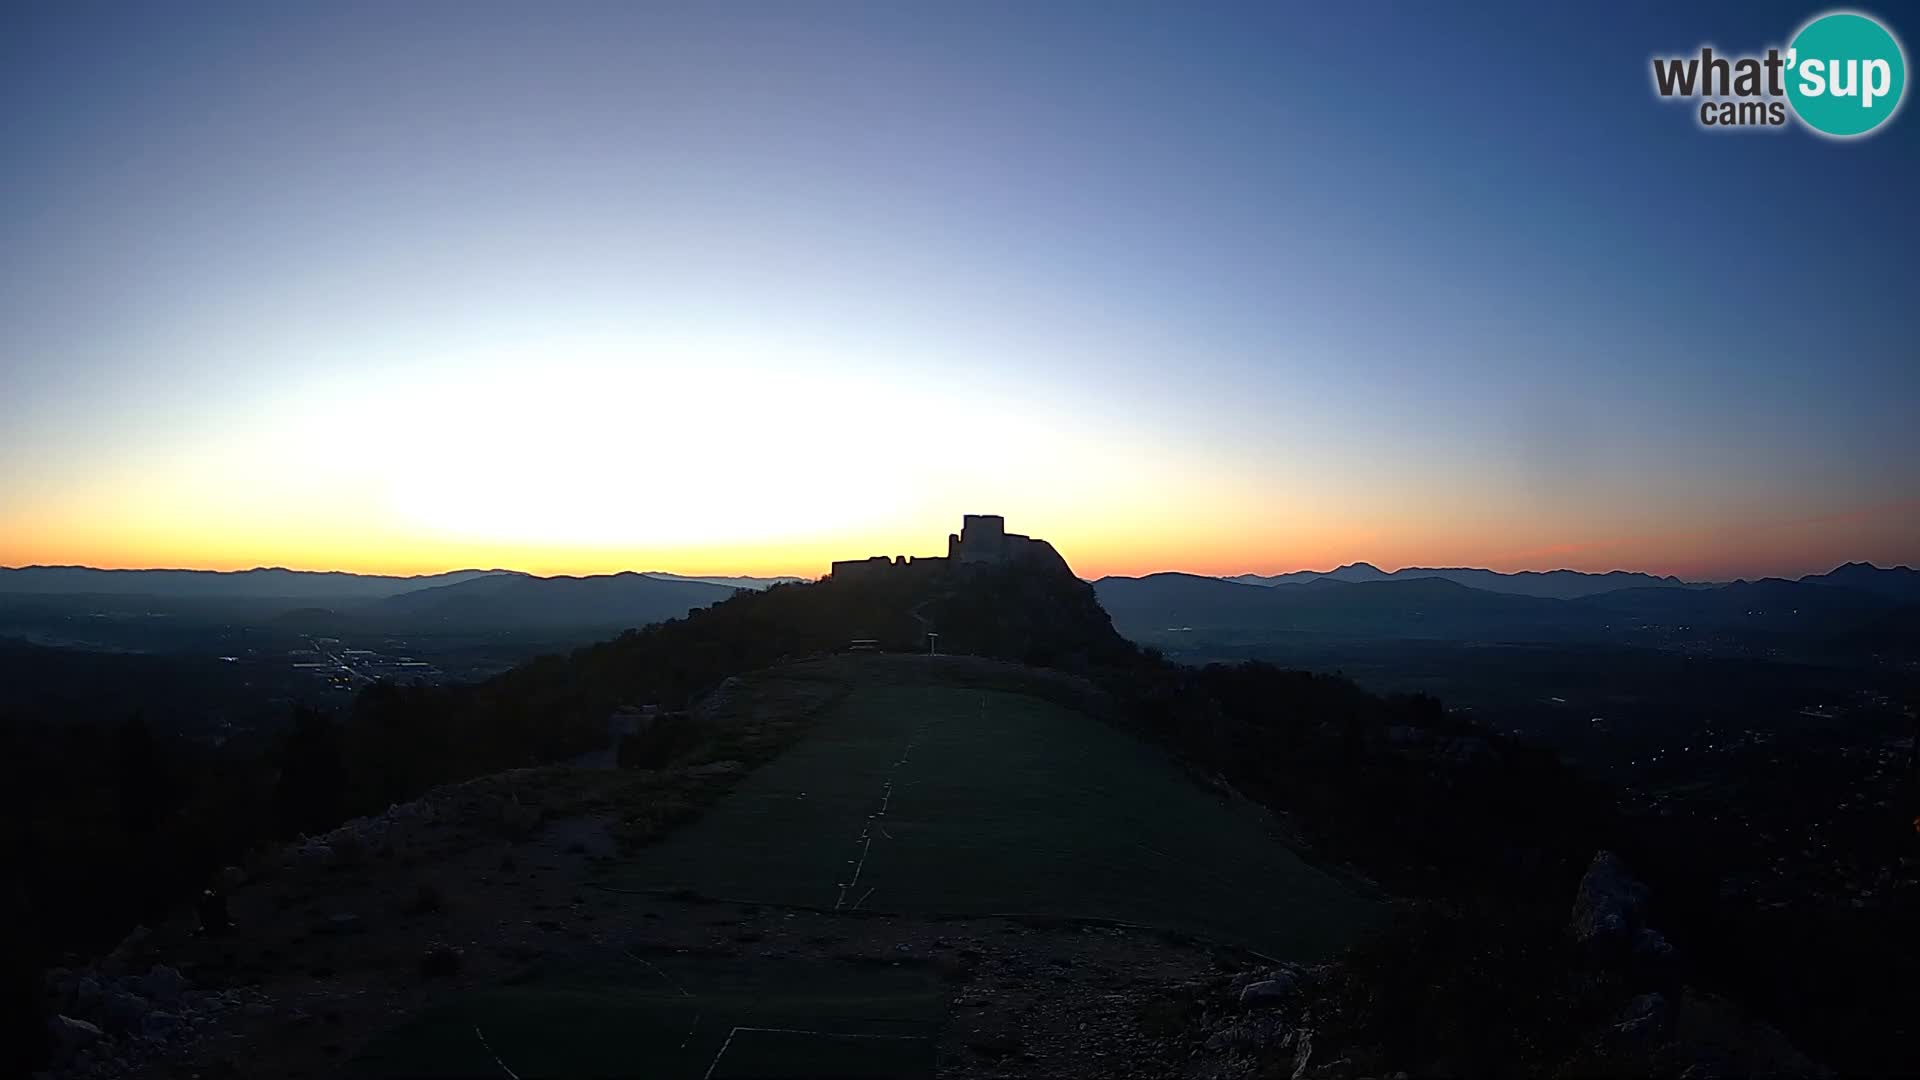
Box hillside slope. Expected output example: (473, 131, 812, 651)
(373, 571, 739, 629)
(0, 565, 504, 600)
(1584, 577, 1895, 631)
(1096, 572, 1603, 641)
(1795, 561, 1920, 601)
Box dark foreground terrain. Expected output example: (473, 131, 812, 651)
(16, 553, 1905, 1077)
(28, 657, 1817, 1079)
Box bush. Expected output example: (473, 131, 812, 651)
(617, 714, 706, 769)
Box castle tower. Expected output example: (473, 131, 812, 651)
(957, 514, 1007, 562)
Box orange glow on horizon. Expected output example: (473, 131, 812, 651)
(3, 496, 1914, 584)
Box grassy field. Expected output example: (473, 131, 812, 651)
(353, 952, 942, 1078)
(613, 674, 1378, 958)
(355, 661, 1377, 1077)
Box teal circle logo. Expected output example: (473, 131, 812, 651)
(1786, 12, 1906, 137)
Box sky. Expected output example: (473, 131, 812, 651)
(2, 2, 1915, 581)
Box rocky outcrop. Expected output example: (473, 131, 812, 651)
(1240, 972, 1299, 1007)
(1570, 850, 1652, 951)
(47, 1015, 102, 1059)
(40, 961, 279, 1076)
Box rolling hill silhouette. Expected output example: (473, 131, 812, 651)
(1796, 561, 1920, 601)
(1585, 576, 1900, 631)
(639, 571, 805, 590)
(1096, 572, 1601, 639)
(1228, 562, 1701, 599)
(1098, 565, 1905, 642)
(371, 571, 740, 629)
(0, 565, 505, 600)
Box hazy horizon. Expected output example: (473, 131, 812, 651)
(4, 3, 1915, 582)
(2, 546, 1909, 585)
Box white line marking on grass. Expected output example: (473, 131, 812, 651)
(835, 835, 874, 910)
(732, 1026, 926, 1039)
(702, 1027, 741, 1080)
(828, 696, 950, 910)
(705, 1023, 931, 1075)
(622, 948, 693, 997)
(473, 1025, 522, 1080)
(852, 836, 872, 882)
(852, 885, 876, 910)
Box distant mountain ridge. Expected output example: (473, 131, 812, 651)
(1228, 557, 1920, 599)
(1099, 561, 1914, 644)
(371, 571, 740, 629)
(1796, 561, 1920, 601)
(639, 572, 805, 590)
(0, 566, 763, 641)
(1583, 577, 1894, 627)
(1226, 562, 1705, 600)
(0, 565, 802, 601)
(7, 560, 1912, 643)
(0, 565, 508, 600)
(1097, 572, 1602, 641)
(1225, 560, 1920, 602)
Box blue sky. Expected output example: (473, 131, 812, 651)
(1, 2, 1914, 578)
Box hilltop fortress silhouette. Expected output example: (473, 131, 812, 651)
(830, 514, 1069, 581)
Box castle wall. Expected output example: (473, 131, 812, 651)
(829, 556, 895, 582)
(830, 554, 952, 582)
(832, 515, 1063, 578)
